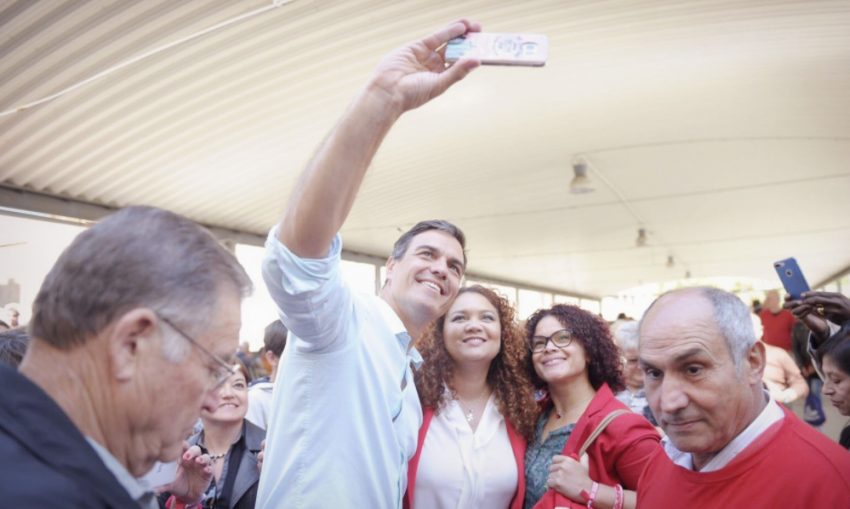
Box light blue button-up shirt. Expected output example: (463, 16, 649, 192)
(255, 229, 423, 509)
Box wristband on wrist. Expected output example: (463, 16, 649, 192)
(584, 481, 600, 508)
(613, 483, 624, 509)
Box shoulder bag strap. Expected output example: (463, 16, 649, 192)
(577, 409, 630, 457)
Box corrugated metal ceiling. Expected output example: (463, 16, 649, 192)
(1, 0, 849, 297)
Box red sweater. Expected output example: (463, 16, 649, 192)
(404, 406, 526, 509)
(533, 384, 661, 509)
(759, 308, 796, 351)
(637, 407, 850, 508)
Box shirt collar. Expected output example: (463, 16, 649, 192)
(85, 437, 158, 509)
(375, 296, 423, 368)
(663, 392, 784, 472)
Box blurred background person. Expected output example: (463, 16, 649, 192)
(817, 324, 850, 449)
(163, 360, 264, 509)
(785, 290, 850, 371)
(612, 321, 656, 426)
(751, 314, 808, 406)
(0, 327, 28, 367)
(759, 289, 796, 352)
(4, 303, 20, 327)
(524, 305, 659, 509)
(246, 320, 288, 430)
(406, 285, 537, 509)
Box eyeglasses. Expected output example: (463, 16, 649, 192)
(529, 328, 574, 353)
(157, 313, 236, 390)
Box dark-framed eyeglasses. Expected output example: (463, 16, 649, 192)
(157, 313, 236, 390)
(529, 328, 574, 353)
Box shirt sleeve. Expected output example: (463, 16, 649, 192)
(610, 415, 662, 489)
(261, 227, 353, 352)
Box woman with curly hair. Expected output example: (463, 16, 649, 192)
(404, 285, 538, 509)
(524, 305, 660, 509)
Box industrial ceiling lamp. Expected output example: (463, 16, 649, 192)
(569, 158, 594, 194)
(666, 255, 675, 268)
(635, 228, 647, 247)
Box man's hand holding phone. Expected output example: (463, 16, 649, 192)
(785, 290, 850, 343)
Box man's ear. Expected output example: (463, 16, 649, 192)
(384, 256, 396, 284)
(108, 308, 158, 382)
(263, 350, 279, 367)
(745, 340, 767, 385)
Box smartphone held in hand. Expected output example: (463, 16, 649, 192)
(773, 257, 811, 300)
(445, 33, 548, 67)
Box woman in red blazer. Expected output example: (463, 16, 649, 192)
(524, 305, 660, 509)
(405, 285, 538, 509)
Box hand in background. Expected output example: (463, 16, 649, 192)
(164, 443, 212, 504)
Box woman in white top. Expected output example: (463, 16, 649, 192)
(405, 285, 538, 509)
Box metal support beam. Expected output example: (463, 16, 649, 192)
(0, 185, 266, 246)
(0, 185, 600, 302)
(814, 263, 850, 290)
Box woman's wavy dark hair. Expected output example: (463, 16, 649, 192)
(415, 285, 539, 440)
(525, 304, 625, 393)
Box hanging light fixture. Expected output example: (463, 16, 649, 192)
(569, 158, 594, 194)
(635, 228, 647, 247)
(666, 255, 675, 268)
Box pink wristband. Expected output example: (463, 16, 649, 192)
(585, 481, 600, 508)
(613, 484, 624, 509)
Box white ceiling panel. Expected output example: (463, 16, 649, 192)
(1, 0, 848, 297)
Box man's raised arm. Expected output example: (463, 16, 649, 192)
(277, 20, 481, 258)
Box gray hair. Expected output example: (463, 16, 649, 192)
(390, 220, 467, 267)
(613, 321, 640, 352)
(640, 287, 756, 372)
(30, 206, 252, 355)
(0, 327, 28, 367)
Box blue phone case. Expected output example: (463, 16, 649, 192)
(773, 257, 810, 300)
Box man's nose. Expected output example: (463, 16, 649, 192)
(430, 257, 449, 278)
(658, 376, 689, 414)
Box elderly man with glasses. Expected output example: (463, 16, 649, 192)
(0, 206, 252, 508)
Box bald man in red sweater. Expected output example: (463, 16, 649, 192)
(636, 287, 850, 508)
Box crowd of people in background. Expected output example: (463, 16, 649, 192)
(1, 18, 849, 509)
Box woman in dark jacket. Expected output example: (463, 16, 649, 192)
(165, 360, 264, 509)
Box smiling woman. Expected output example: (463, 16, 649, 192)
(161, 360, 265, 509)
(523, 305, 659, 509)
(406, 285, 538, 509)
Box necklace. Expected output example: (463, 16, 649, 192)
(457, 387, 491, 423)
(201, 442, 228, 462)
(207, 451, 227, 462)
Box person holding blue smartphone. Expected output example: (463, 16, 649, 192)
(785, 290, 850, 377)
